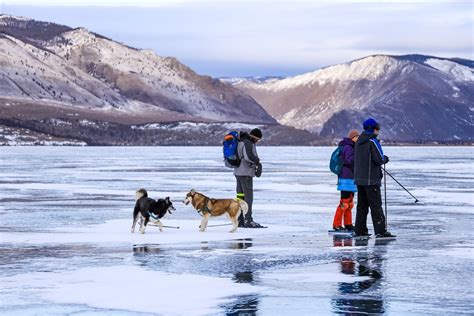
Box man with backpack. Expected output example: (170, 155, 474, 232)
(353, 118, 396, 238)
(225, 128, 264, 228)
(331, 129, 359, 232)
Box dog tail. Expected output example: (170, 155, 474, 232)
(238, 200, 249, 217)
(135, 188, 148, 201)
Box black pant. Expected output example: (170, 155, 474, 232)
(355, 185, 386, 235)
(341, 191, 354, 199)
(235, 176, 253, 223)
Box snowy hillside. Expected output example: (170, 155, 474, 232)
(247, 56, 404, 90)
(237, 55, 473, 91)
(232, 54, 474, 141)
(0, 14, 275, 125)
(219, 76, 285, 85)
(424, 58, 474, 82)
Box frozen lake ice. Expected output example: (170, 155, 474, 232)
(0, 146, 473, 315)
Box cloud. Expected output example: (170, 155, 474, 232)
(2, 0, 463, 6)
(2, 0, 188, 6)
(2, 1, 472, 76)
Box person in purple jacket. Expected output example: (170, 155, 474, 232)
(332, 129, 360, 231)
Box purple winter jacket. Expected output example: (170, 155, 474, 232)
(339, 137, 355, 179)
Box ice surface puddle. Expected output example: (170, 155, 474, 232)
(259, 263, 374, 296)
(0, 218, 309, 246)
(431, 243, 474, 259)
(0, 265, 264, 315)
(261, 263, 371, 284)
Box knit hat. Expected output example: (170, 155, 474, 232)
(250, 128, 262, 139)
(347, 129, 360, 139)
(363, 118, 380, 132)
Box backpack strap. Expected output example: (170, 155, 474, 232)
(197, 197, 211, 215)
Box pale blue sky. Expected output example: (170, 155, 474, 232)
(1, 0, 473, 77)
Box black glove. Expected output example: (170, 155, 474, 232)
(255, 162, 262, 178)
(383, 155, 389, 164)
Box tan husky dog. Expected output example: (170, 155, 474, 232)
(183, 189, 248, 233)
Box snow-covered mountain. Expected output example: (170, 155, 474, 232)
(219, 76, 285, 85)
(0, 14, 275, 124)
(1, 14, 471, 144)
(230, 54, 473, 141)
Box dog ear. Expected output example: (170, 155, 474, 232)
(190, 189, 195, 194)
(166, 197, 170, 202)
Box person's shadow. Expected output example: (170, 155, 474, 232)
(226, 270, 260, 315)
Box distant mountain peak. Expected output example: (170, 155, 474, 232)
(58, 27, 98, 46)
(248, 55, 404, 91)
(0, 14, 32, 22)
(219, 76, 285, 85)
(230, 53, 473, 141)
(237, 54, 473, 93)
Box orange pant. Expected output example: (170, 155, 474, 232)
(333, 195, 354, 228)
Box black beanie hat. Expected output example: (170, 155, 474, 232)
(250, 128, 262, 139)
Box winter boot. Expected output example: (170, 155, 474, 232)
(245, 220, 265, 228)
(376, 231, 396, 238)
(344, 224, 354, 232)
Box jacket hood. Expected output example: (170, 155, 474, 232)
(339, 137, 355, 147)
(239, 132, 251, 140)
(357, 131, 377, 145)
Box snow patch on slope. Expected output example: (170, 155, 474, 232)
(0, 14, 31, 23)
(220, 76, 284, 85)
(425, 59, 474, 82)
(132, 121, 262, 131)
(258, 55, 402, 91)
(0, 125, 87, 146)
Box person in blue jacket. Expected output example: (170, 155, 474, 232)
(353, 118, 395, 238)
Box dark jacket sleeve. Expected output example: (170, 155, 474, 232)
(370, 140, 385, 166)
(242, 140, 260, 164)
(342, 145, 354, 169)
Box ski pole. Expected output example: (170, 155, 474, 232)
(384, 166, 388, 227)
(382, 166, 419, 203)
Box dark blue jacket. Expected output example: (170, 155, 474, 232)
(354, 132, 387, 186)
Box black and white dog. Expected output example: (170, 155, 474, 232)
(132, 188, 175, 234)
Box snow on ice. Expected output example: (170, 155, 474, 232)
(0, 266, 265, 316)
(0, 219, 308, 246)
